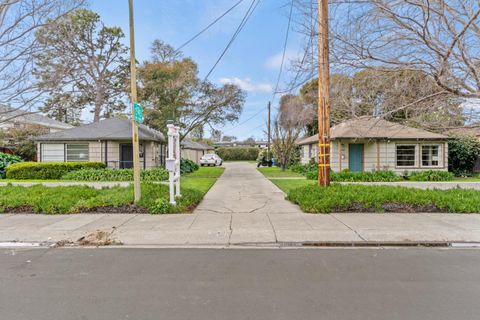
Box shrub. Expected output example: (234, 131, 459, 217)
(448, 135, 480, 176)
(286, 184, 480, 213)
(62, 167, 169, 181)
(216, 147, 259, 161)
(180, 158, 199, 174)
(150, 198, 172, 214)
(6, 162, 105, 180)
(0, 152, 22, 178)
(408, 170, 454, 181)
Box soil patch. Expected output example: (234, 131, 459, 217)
(334, 202, 447, 213)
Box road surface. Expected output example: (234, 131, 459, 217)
(1, 247, 479, 320)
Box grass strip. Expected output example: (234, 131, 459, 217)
(271, 179, 480, 213)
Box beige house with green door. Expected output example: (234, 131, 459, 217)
(35, 118, 166, 169)
(297, 117, 449, 173)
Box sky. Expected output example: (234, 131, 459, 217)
(90, 0, 305, 140)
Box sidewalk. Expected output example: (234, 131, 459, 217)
(1, 162, 479, 247)
(1, 212, 479, 246)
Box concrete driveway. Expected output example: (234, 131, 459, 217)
(194, 162, 303, 214)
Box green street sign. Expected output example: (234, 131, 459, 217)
(133, 103, 143, 123)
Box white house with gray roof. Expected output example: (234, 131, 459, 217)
(181, 138, 215, 164)
(297, 117, 449, 173)
(35, 118, 166, 169)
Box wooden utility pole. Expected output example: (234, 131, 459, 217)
(317, 0, 331, 187)
(267, 101, 271, 162)
(128, 0, 141, 202)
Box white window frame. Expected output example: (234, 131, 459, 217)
(420, 144, 441, 168)
(66, 143, 90, 162)
(395, 144, 417, 168)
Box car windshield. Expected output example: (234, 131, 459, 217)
(204, 154, 216, 157)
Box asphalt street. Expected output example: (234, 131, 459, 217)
(1, 247, 479, 320)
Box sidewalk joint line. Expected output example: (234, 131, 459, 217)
(330, 215, 367, 242)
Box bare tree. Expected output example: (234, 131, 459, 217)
(0, 0, 85, 123)
(272, 116, 302, 171)
(292, 0, 480, 124)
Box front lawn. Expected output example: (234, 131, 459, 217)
(278, 183, 480, 213)
(0, 167, 223, 214)
(258, 166, 304, 178)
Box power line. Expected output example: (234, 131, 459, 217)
(223, 0, 294, 133)
(204, 0, 260, 81)
(271, 0, 294, 103)
(175, 0, 246, 53)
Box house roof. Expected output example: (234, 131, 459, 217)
(181, 139, 214, 150)
(297, 117, 447, 145)
(445, 123, 480, 138)
(35, 118, 165, 142)
(0, 106, 73, 130)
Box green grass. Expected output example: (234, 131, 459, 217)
(0, 167, 224, 214)
(280, 183, 480, 213)
(183, 166, 225, 178)
(453, 176, 480, 182)
(271, 179, 315, 193)
(257, 166, 304, 178)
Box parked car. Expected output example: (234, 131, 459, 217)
(200, 154, 223, 166)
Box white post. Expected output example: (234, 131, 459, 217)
(174, 124, 181, 197)
(167, 123, 176, 205)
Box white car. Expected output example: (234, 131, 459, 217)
(200, 154, 223, 166)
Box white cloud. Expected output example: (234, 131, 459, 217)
(219, 77, 273, 93)
(264, 49, 300, 70)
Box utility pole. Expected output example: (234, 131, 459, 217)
(267, 101, 271, 162)
(317, 0, 331, 187)
(128, 0, 141, 202)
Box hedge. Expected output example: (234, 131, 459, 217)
(62, 167, 169, 181)
(408, 170, 454, 181)
(216, 147, 259, 161)
(6, 162, 105, 180)
(0, 152, 22, 179)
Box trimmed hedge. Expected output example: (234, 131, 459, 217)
(0, 152, 22, 179)
(6, 162, 105, 180)
(62, 167, 169, 181)
(216, 147, 259, 161)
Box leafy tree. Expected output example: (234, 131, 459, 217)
(34, 9, 129, 122)
(138, 40, 245, 140)
(448, 134, 480, 176)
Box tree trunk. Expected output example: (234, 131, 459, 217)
(93, 83, 104, 122)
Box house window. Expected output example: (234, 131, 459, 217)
(422, 145, 440, 167)
(66, 144, 89, 162)
(41, 144, 65, 162)
(396, 145, 416, 167)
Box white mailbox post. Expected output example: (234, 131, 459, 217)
(166, 122, 181, 204)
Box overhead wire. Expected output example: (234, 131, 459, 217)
(222, 0, 294, 134)
(203, 0, 260, 81)
(175, 0, 246, 53)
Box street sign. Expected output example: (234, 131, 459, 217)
(133, 103, 143, 123)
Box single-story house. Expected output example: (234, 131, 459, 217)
(0, 106, 73, 133)
(181, 139, 215, 164)
(35, 118, 166, 169)
(297, 117, 449, 173)
(213, 140, 268, 149)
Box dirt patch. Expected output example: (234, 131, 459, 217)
(335, 202, 447, 213)
(77, 229, 122, 246)
(4, 205, 35, 213)
(79, 205, 149, 214)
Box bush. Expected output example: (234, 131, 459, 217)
(448, 135, 480, 176)
(0, 152, 22, 178)
(216, 147, 259, 161)
(286, 184, 480, 213)
(408, 170, 454, 181)
(62, 167, 169, 181)
(150, 198, 172, 214)
(6, 162, 105, 180)
(180, 158, 199, 174)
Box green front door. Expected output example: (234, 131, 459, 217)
(348, 144, 364, 172)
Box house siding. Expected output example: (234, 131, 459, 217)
(300, 139, 448, 173)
